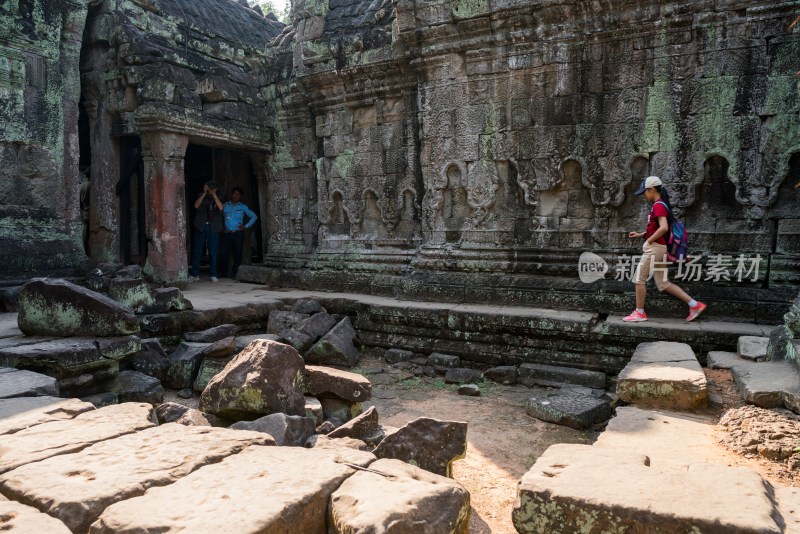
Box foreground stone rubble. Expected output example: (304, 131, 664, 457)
(0, 331, 470, 533)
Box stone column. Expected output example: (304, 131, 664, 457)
(84, 99, 121, 263)
(140, 132, 189, 286)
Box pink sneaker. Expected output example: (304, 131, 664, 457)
(623, 310, 648, 322)
(686, 302, 707, 322)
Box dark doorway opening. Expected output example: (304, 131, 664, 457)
(78, 96, 91, 255)
(117, 136, 145, 265)
(184, 144, 264, 276)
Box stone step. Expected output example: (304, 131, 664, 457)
(616, 341, 708, 411)
(177, 286, 776, 375)
(513, 406, 795, 533)
(0, 424, 272, 532)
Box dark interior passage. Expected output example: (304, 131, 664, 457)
(184, 144, 264, 276)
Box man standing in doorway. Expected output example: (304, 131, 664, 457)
(189, 180, 223, 282)
(220, 187, 258, 280)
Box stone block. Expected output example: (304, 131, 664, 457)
(617, 342, 707, 411)
(427, 352, 460, 368)
(525, 392, 612, 430)
(512, 444, 783, 533)
(329, 459, 471, 534)
(444, 367, 484, 384)
(108, 370, 164, 404)
(0, 396, 94, 435)
(0, 367, 58, 398)
(0, 403, 155, 474)
(302, 365, 371, 402)
(518, 363, 606, 389)
(373, 417, 467, 477)
(738, 335, 769, 362)
(231, 413, 316, 446)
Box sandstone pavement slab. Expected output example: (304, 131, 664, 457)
(0, 367, 58, 398)
(329, 458, 470, 534)
(592, 407, 726, 469)
(512, 444, 783, 534)
(92, 445, 375, 534)
(0, 499, 72, 533)
(617, 341, 707, 410)
(0, 402, 155, 474)
(0, 396, 94, 435)
(0, 424, 273, 532)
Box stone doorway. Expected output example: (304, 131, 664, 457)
(184, 144, 264, 277)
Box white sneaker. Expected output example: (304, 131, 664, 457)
(210, 276, 219, 283)
(187, 276, 200, 282)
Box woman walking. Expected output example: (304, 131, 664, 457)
(623, 176, 707, 322)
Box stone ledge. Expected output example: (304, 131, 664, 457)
(616, 342, 708, 411)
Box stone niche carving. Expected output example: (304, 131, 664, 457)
(429, 162, 469, 244)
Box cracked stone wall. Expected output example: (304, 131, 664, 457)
(0, 0, 87, 279)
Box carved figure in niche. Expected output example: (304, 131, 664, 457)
(510, 159, 539, 208)
(623, 176, 706, 324)
(328, 191, 350, 236)
(443, 164, 469, 243)
(466, 160, 498, 229)
(611, 155, 651, 244)
(394, 189, 420, 241)
(767, 152, 800, 219)
(360, 190, 389, 239)
(685, 155, 743, 233)
(377, 196, 399, 234)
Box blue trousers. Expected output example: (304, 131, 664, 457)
(190, 223, 219, 277)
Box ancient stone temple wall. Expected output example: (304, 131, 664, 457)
(244, 0, 800, 322)
(0, 0, 87, 279)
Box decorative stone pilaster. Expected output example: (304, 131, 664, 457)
(140, 132, 189, 286)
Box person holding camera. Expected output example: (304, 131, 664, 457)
(188, 180, 223, 282)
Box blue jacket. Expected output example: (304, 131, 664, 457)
(223, 202, 257, 232)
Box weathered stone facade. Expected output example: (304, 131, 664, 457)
(2, 0, 799, 320)
(0, 0, 87, 278)
(252, 0, 800, 322)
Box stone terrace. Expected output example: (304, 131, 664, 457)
(173, 280, 774, 374)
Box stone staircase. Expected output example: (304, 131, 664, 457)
(513, 341, 800, 533)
